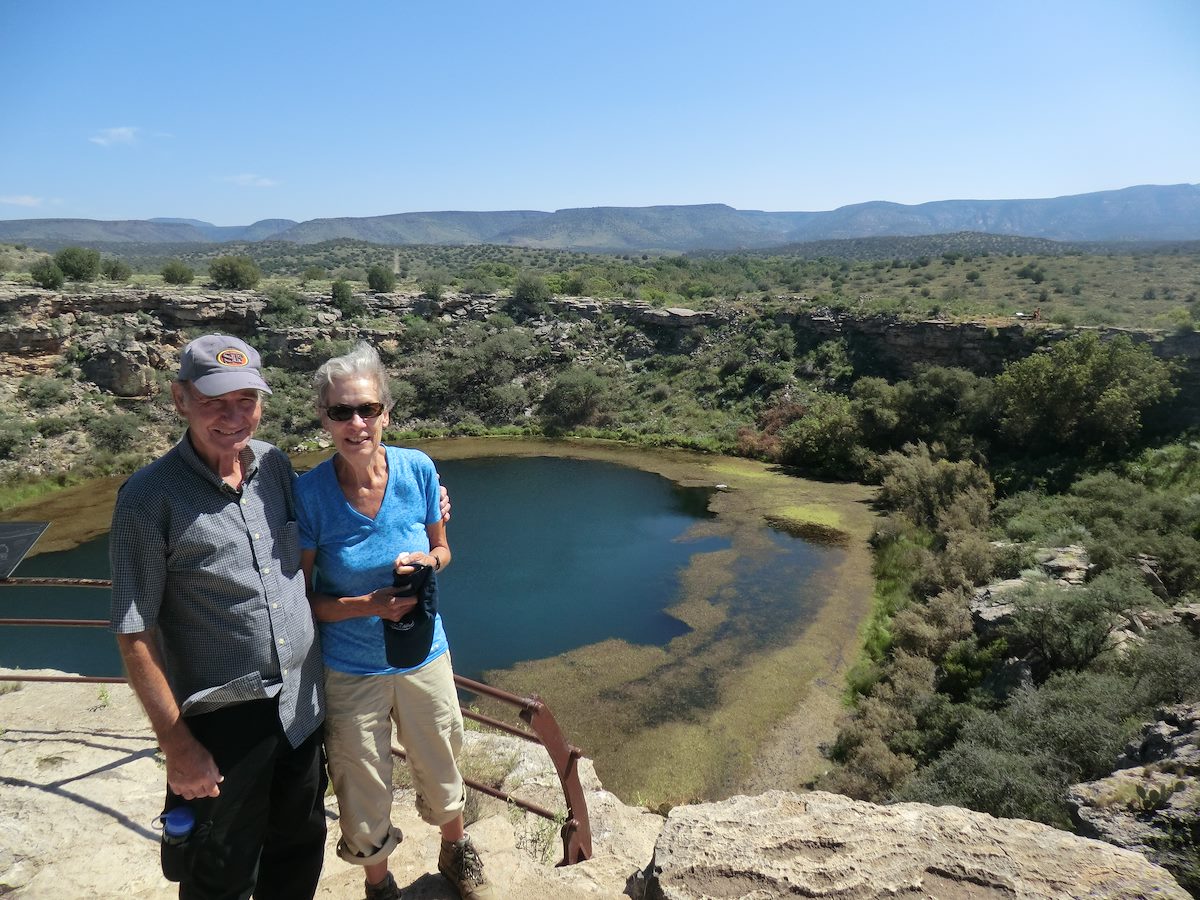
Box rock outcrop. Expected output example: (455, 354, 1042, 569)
(965, 545, 1199, 892)
(1068, 703, 1200, 895)
(969, 544, 1092, 638)
(646, 790, 1189, 899)
(78, 338, 160, 397)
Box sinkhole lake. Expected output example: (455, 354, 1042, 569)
(2, 456, 731, 678)
(0, 442, 874, 802)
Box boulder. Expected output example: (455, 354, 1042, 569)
(1034, 544, 1091, 585)
(969, 577, 1027, 636)
(636, 307, 719, 328)
(157, 294, 265, 329)
(970, 546, 1095, 638)
(80, 339, 158, 397)
(647, 790, 1189, 899)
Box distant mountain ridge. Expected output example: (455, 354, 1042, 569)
(3, 183, 1198, 251)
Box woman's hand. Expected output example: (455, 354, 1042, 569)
(366, 587, 418, 621)
(393, 551, 434, 573)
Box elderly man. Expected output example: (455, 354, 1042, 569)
(110, 334, 449, 899)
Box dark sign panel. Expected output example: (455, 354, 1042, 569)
(0, 522, 50, 578)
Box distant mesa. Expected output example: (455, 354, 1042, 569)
(2, 183, 1199, 252)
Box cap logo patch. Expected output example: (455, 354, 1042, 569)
(216, 348, 249, 368)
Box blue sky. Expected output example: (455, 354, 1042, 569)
(1, 1, 1197, 225)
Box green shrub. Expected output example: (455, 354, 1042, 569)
(208, 255, 261, 290)
(84, 412, 142, 449)
(393, 315, 440, 354)
(29, 258, 65, 290)
(0, 416, 35, 459)
(994, 332, 1177, 457)
(330, 279, 365, 317)
(262, 286, 313, 327)
(161, 260, 195, 285)
(997, 491, 1084, 545)
(100, 258, 132, 281)
(54, 246, 101, 281)
(937, 637, 1009, 703)
(1125, 625, 1200, 704)
(896, 737, 1071, 827)
(18, 375, 69, 408)
(367, 264, 396, 293)
(1005, 568, 1154, 677)
(511, 272, 551, 313)
(873, 442, 993, 530)
(421, 276, 445, 301)
(1003, 671, 1145, 781)
(889, 589, 974, 659)
(820, 732, 916, 801)
(539, 368, 608, 427)
(479, 382, 530, 424)
(35, 415, 76, 438)
(561, 271, 588, 296)
(1001, 471, 1200, 597)
(777, 391, 865, 477)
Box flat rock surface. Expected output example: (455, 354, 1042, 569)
(0, 676, 659, 899)
(647, 790, 1189, 900)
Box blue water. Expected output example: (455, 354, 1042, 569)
(434, 456, 725, 676)
(0, 456, 733, 680)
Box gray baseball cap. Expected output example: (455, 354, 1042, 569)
(178, 334, 272, 396)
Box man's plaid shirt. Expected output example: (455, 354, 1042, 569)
(109, 435, 324, 747)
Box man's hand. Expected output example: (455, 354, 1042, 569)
(164, 730, 224, 800)
(438, 481, 451, 524)
(117, 630, 224, 799)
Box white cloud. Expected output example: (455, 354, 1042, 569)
(0, 195, 42, 207)
(221, 173, 279, 188)
(89, 126, 139, 146)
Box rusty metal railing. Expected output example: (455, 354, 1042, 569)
(0, 575, 593, 866)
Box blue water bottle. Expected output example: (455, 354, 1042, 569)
(158, 805, 196, 882)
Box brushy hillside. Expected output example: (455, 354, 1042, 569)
(6, 236, 1197, 330)
(2, 183, 1198, 250)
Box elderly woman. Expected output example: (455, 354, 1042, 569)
(294, 342, 492, 900)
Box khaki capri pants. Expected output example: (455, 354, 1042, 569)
(324, 652, 466, 866)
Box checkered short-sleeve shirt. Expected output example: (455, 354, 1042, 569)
(109, 435, 324, 747)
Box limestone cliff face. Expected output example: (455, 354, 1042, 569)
(0, 680, 1190, 899)
(5, 285, 1200, 407)
(773, 308, 1200, 382)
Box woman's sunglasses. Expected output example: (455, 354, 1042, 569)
(323, 402, 386, 422)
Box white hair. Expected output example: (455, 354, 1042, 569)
(313, 341, 392, 409)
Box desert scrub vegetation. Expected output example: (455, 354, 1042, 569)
(83, 238, 1200, 329)
(820, 438, 1200, 832)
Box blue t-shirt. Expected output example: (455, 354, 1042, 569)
(295, 445, 447, 675)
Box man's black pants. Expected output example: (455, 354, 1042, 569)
(164, 698, 326, 900)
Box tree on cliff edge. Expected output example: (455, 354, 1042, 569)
(994, 332, 1177, 457)
(54, 246, 101, 281)
(208, 255, 261, 290)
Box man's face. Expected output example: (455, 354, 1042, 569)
(171, 381, 263, 464)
